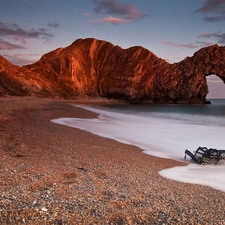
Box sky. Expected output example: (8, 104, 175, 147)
(1, 0, 225, 98)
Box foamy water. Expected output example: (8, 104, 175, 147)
(51, 100, 225, 192)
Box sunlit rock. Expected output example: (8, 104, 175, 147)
(1, 38, 225, 103)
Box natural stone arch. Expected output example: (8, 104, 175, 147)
(2, 38, 225, 104)
(163, 44, 225, 103)
(22, 40, 225, 103)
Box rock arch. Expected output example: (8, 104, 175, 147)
(1, 38, 225, 104)
(159, 44, 225, 103)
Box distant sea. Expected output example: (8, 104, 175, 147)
(51, 99, 225, 192)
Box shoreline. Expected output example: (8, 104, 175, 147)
(1, 96, 225, 224)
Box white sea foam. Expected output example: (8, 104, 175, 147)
(51, 103, 225, 192)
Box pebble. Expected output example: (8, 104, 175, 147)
(41, 207, 48, 212)
(0, 98, 225, 224)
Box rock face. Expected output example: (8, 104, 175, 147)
(0, 55, 28, 96)
(0, 55, 52, 97)
(1, 38, 225, 103)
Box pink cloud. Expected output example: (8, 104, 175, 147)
(82, 12, 93, 17)
(163, 41, 198, 49)
(93, 0, 146, 21)
(0, 38, 26, 50)
(200, 32, 211, 38)
(163, 41, 213, 49)
(199, 31, 225, 44)
(11, 36, 27, 45)
(90, 16, 131, 25)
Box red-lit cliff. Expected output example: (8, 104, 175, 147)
(1, 38, 225, 103)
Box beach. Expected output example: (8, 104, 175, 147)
(0, 97, 225, 224)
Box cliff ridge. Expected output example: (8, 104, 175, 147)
(1, 38, 225, 103)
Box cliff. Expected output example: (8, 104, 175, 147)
(1, 38, 225, 103)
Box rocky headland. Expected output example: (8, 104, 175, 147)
(1, 38, 225, 103)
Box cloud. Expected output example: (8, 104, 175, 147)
(163, 41, 198, 49)
(199, 31, 225, 44)
(2, 53, 38, 66)
(163, 29, 225, 49)
(0, 22, 54, 42)
(93, 0, 145, 22)
(196, 0, 225, 13)
(203, 15, 225, 22)
(0, 38, 26, 50)
(211, 33, 225, 43)
(200, 32, 211, 38)
(196, 41, 215, 46)
(47, 22, 59, 28)
(90, 16, 131, 24)
(82, 12, 93, 17)
(195, 0, 225, 22)
(163, 41, 213, 49)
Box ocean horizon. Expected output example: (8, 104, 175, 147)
(51, 99, 225, 192)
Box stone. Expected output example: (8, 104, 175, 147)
(1, 38, 225, 103)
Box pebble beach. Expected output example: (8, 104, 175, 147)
(0, 97, 225, 224)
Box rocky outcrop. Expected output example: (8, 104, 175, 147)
(1, 38, 225, 103)
(0, 55, 30, 96)
(25, 38, 170, 102)
(168, 45, 225, 103)
(0, 55, 65, 98)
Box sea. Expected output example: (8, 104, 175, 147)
(51, 99, 225, 192)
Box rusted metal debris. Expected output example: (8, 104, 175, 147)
(185, 146, 225, 164)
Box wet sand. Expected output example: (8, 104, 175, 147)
(0, 97, 225, 224)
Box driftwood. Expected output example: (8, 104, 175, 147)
(185, 147, 225, 164)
